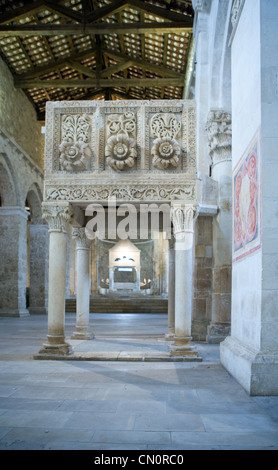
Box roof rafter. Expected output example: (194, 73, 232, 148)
(14, 77, 185, 88)
(102, 47, 184, 78)
(0, 0, 82, 25)
(0, 22, 192, 36)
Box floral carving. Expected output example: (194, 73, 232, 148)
(105, 111, 137, 171)
(150, 113, 181, 170)
(59, 114, 92, 171)
(151, 137, 181, 169)
(59, 140, 91, 171)
(105, 133, 137, 171)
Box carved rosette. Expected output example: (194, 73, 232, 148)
(105, 111, 137, 171)
(105, 133, 137, 171)
(72, 227, 91, 250)
(151, 137, 181, 169)
(59, 114, 92, 171)
(42, 203, 73, 233)
(206, 110, 232, 166)
(150, 113, 182, 170)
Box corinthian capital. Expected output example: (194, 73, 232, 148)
(42, 202, 73, 233)
(171, 204, 198, 235)
(72, 227, 91, 249)
(206, 110, 232, 166)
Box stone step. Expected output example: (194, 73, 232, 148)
(66, 296, 168, 314)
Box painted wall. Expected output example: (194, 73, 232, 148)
(260, 0, 278, 350)
(231, 0, 262, 350)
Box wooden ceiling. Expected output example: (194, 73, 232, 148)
(0, 0, 194, 120)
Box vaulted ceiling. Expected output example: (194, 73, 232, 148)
(0, 0, 194, 121)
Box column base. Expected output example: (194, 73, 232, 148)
(169, 336, 202, 361)
(28, 307, 48, 315)
(35, 334, 72, 358)
(221, 336, 278, 396)
(0, 308, 29, 317)
(165, 329, 175, 341)
(206, 323, 231, 344)
(71, 327, 94, 340)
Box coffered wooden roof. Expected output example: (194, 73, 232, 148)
(0, 0, 194, 120)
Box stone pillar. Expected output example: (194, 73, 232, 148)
(206, 110, 232, 343)
(37, 203, 73, 356)
(0, 207, 29, 317)
(28, 223, 49, 314)
(71, 227, 94, 340)
(166, 239, 175, 338)
(169, 204, 201, 360)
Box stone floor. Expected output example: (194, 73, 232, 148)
(0, 313, 278, 450)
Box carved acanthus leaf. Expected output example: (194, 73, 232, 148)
(42, 203, 73, 233)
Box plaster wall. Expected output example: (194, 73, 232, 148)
(230, 0, 262, 350)
(260, 0, 278, 350)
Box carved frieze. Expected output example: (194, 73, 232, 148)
(45, 182, 196, 203)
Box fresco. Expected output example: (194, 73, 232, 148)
(233, 130, 261, 262)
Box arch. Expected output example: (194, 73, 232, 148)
(0, 152, 20, 206)
(25, 182, 43, 223)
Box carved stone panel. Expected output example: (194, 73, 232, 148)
(44, 100, 197, 205)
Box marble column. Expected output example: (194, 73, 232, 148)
(166, 239, 175, 338)
(0, 207, 29, 317)
(206, 110, 232, 343)
(71, 227, 94, 340)
(169, 204, 201, 360)
(28, 223, 49, 314)
(37, 202, 73, 356)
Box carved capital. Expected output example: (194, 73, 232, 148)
(231, 0, 245, 29)
(42, 202, 73, 233)
(206, 110, 232, 166)
(72, 227, 91, 249)
(192, 0, 211, 13)
(171, 204, 198, 235)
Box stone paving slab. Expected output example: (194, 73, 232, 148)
(1, 314, 278, 450)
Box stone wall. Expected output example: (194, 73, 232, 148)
(0, 56, 44, 169)
(192, 215, 213, 341)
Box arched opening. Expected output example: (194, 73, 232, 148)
(25, 184, 48, 315)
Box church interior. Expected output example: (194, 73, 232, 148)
(0, 0, 278, 451)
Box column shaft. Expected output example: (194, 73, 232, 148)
(36, 203, 73, 357)
(169, 204, 201, 360)
(71, 227, 93, 340)
(167, 245, 175, 336)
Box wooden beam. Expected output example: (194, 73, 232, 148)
(66, 60, 97, 79)
(14, 77, 184, 88)
(126, 0, 193, 25)
(0, 22, 192, 36)
(15, 49, 96, 80)
(100, 60, 133, 78)
(0, 0, 45, 25)
(86, 0, 129, 23)
(102, 48, 184, 78)
(0, 0, 83, 25)
(43, 1, 83, 23)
